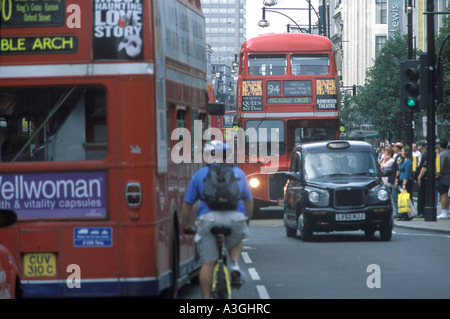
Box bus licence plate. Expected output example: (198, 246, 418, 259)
(335, 213, 365, 221)
(23, 253, 57, 277)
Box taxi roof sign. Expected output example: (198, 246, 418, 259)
(326, 141, 350, 149)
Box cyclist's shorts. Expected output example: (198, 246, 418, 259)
(195, 211, 249, 263)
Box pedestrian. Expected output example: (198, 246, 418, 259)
(380, 146, 394, 185)
(400, 145, 414, 193)
(436, 139, 450, 219)
(412, 143, 422, 166)
(416, 141, 426, 165)
(416, 144, 427, 218)
(398, 145, 413, 220)
(390, 142, 403, 217)
(181, 140, 254, 299)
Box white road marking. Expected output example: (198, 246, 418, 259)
(242, 252, 252, 264)
(242, 252, 269, 299)
(248, 267, 260, 280)
(256, 285, 270, 299)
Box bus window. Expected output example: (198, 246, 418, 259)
(248, 54, 286, 76)
(0, 86, 107, 162)
(294, 127, 335, 144)
(290, 54, 329, 75)
(245, 119, 286, 156)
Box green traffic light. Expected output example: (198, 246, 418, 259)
(406, 98, 417, 107)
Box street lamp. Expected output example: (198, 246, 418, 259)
(257, 7, 270, 28)
(232, 54, 239, 68)
(263, 0, 277, 6)
(257, 1, 321, 35)
(258, 7, 302, 31)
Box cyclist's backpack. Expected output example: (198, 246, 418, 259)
(202, 163, 241, 210)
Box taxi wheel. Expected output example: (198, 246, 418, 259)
(285, 226, 297, 238)
(298, 215, 313, 242)
(379, 223, 392, 241)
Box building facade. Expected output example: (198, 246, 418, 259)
(330, 0, 449, 89)
(201, 0, 247, 109)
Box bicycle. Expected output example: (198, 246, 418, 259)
(184, 225, 239, 299)
(210, 225, 232, 299)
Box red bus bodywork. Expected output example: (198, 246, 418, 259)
(0, 0, 206, 297)
(235, 33, 340, 215)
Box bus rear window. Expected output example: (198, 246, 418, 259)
(0, 86, 107, 162)
(291, 54, 329, 75)
(248, 54, 286, 76)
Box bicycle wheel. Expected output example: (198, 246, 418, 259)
(212, 261, 231, 299)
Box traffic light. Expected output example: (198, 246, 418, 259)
(399, 60, 420, 113)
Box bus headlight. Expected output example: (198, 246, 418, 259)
(249, 177, 260, 188)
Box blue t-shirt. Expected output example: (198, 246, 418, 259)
(184, 165, 253, 217)
(399, 159, 412, 181)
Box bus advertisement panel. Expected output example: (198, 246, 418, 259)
(0, 0, 207, 298)
(234, 33, 340, 216)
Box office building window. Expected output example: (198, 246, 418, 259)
(375, 36, 386, 57)
(376, 0, 387, 24)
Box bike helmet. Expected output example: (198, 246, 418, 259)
(203, 140, 232, 163)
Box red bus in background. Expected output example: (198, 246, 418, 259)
(0, 0, 208, 297)
(234, 33, 340, 216)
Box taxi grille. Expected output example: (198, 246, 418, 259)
(268, 173, 286, 201)
(334, 188, 364, 207)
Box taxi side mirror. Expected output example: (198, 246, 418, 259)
(382, 168, 394, 177)
(285, 171, 301, 180)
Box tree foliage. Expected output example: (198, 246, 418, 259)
(341, 14, 449, 141)
(436, 12, 450, 122)
(341, 32, 408, 141)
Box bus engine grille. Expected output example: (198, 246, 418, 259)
(268, 173, 286, 201)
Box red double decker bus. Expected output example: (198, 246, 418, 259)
(0, 0, 208, 297)
(234, 33, 341, 216)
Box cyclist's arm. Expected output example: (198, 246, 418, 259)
(181, 201, 194, 228)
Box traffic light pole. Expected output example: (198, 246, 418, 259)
(424, 0, 436, 221)
(406, 0, 414, 147)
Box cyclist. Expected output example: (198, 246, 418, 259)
(181, 140, 253, 299)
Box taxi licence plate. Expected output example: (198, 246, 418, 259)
(336, 213, 365, 221)
(23, 253, 57, 277)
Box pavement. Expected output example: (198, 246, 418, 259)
(393, 199, 450, 234)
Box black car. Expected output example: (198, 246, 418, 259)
(283, 140, 393, 241)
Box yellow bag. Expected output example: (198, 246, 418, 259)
(398, 190, 410, 214)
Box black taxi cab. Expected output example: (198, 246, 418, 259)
(283, 140, 393, 241)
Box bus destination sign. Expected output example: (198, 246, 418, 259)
(267, 96, 312, 104)
(0, 0, 66, 27)
(1, 36, 78, 54)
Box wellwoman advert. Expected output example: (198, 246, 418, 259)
(93, 0, 144, 60)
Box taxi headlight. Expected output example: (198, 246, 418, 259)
(249, 177, 260, 188)
(377, 189, 389, 201)
(308, 191, 320, 203)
